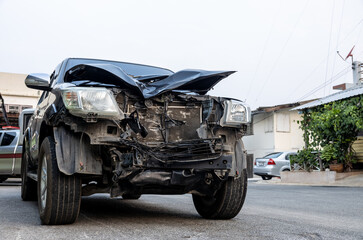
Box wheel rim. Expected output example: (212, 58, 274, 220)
(40, 156, 47, 209)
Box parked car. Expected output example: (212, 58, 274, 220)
(253, 152, 296, 180)
(0, 109, 34, 182)
(21, 58, 251, 225)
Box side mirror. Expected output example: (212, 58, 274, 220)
(25, 73, 51, 91)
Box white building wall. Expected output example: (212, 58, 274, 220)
(274, 109, 305, 152)
(244, 112, 275, 159)
(244, 108, 305, 161)
(0, 72, 41, 108)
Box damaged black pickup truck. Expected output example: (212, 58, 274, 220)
(21, 58, 251, 225)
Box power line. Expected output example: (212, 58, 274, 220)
(355, 19, 363, 47)
(295, 50, 363, 102)
(284, 4, 359, 104)
(329, 0, 345, 96)
(282, 58, 326, 102)
(337, 18, 363, 48)
(246, 0, 282, 100)
(253, 0, 310, 105)
(323, 0, 335, 97)
(296, 65, 350, 101)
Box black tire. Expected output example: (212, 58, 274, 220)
(262, 176, 272, 180)
(37, 136, 82, 225)
(122, 193, 141, 200)
(193, 169, 247, 219)
(21, 147, 37, 201)
(0, 177, 7, 183)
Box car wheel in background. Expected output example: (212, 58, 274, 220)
(37, 136, 82, 225)
(262, 176, 272, 180)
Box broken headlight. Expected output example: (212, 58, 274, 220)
(220, 100, 251, 127)
(61, 87, 122, 119)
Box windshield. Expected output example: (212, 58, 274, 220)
(263, 152, 283, 158)
(65, 58, 174, 79)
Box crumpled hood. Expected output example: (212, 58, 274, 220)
(65, 64, 235, 98)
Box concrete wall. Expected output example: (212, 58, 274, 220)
(0, 72, 41, 108)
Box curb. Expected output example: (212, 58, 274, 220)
(252, 179, 363, 187)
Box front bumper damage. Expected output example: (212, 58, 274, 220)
(53, 117, 237, 197)
(47, 63, 249, 197)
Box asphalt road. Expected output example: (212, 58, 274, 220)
(0, 179, 362, 240)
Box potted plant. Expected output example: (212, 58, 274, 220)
(321, 143, 343, 173)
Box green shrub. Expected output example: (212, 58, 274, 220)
(321, 144, 338, 162)
(290, 148, 319, 172)
(297, 95, 363, 170)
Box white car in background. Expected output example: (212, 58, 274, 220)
(0, 109, 34, 183)
(253, 152, 296, 180)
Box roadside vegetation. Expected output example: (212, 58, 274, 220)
(291, 95, 363, 171)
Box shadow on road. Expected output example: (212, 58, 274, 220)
(0, 178, 21, 187)
(79, 195, 200, 223)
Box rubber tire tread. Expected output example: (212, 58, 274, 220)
(21, 150, 37, 201)
(38, 136, 82, 225)
(193, 169, 248, 219)
(122, 193, 141, 200)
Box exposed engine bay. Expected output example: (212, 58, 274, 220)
(53, 89, 248, 197)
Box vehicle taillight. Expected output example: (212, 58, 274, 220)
(267, 159, 276, 165)
(254, 160, 256, 165)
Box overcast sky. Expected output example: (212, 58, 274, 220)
(0, 0, 362, 109)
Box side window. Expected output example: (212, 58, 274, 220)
(1, 132, 16, 146)
(37, 63, 63, 105)
(50, 63, 63, 87)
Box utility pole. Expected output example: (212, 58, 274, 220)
(352, 61, 362, 85)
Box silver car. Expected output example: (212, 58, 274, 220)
(253, 152, 296, 180)
(0, 109, 34, 183)
(0, 128, 21, 182)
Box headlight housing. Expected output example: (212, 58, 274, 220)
(61, 87, 122, 119)
(221, 100, 251, 127)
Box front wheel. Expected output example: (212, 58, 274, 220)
(122, 193, 141, 200)
(191, 140, 248, 219)
(37, 136, 82, 225)
(192, 169, 248, 219)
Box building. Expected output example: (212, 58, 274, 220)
(244, 100, 314, 160)
(0, 72, 41, 126)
